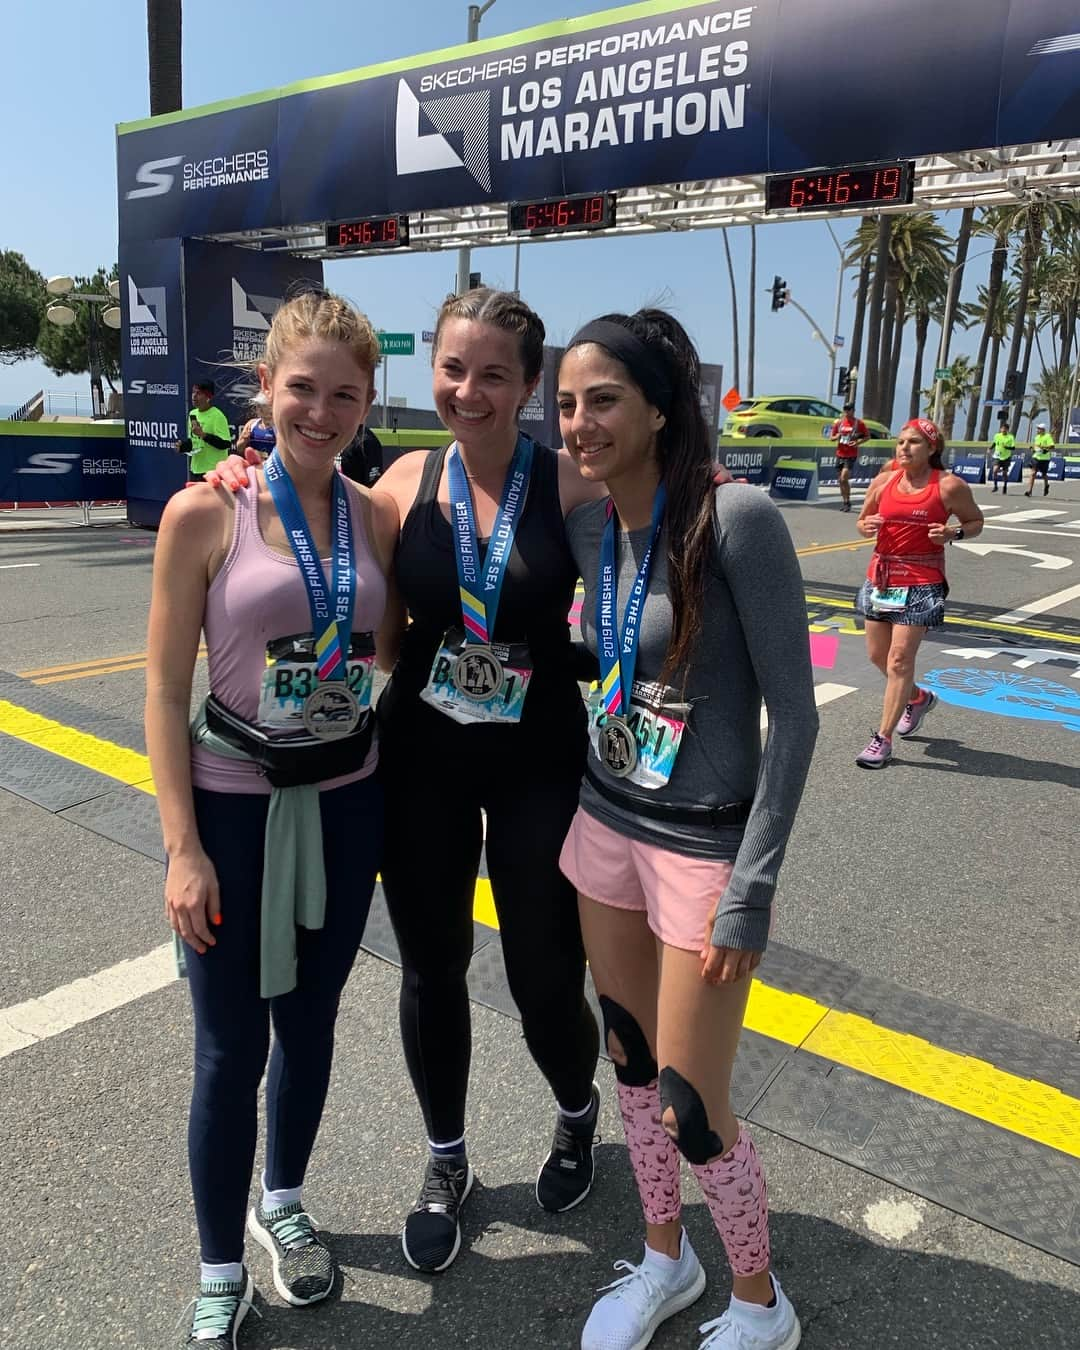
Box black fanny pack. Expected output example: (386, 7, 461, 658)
(204, 693, 374, 789)
(585, 764, 751, 830)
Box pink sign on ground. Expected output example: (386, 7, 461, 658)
(809, 632, 839, 670)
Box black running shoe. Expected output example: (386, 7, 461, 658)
(535, 1083, 600, 1213)
(247, 1201, 335, 1306)
(179, 1269, 257, 1348)
(401, 1157, 475, 1272)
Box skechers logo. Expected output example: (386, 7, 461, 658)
(125, 156, 184, 200)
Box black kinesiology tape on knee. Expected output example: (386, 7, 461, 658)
(598, 995, 658, 1086)
(658, 1066, 727, 1164)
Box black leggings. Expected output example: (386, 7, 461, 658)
(380, 706, 599, 1143)
(185, 777, 381, 1262)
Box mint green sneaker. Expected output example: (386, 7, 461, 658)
(180, 1269, 257, 1347)
(248, 1200, 336, 1305)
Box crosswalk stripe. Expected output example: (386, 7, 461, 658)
(990, 508, 1068, 523)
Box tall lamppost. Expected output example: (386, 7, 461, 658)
(455, 1, 499, 295)
(44, 276, 122, 419)
(824, 221, 851, 400)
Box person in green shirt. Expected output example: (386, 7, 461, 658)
(989, 415, 1015, 494)
(176, 381, 233, 480)
(1025, 423, 1055, 497)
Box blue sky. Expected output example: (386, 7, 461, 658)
(1, 0, 989, 419)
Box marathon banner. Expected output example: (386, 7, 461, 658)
(718, 444, 769, 485)
(769, 457, 818, 501)
(518, 344, 563, 449)
(116, 0, 1080, 243)
(182, 239, 323, 430)
(0, 426, 127, 505)
(118, 237, 188, 457)
(951, 456, 987, 485)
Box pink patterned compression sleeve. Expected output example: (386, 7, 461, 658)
(617, 1082, 681, 1226)
(690, 1128, 771, 1276)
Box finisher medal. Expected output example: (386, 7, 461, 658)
(452, 643, 505, 701)
(302, 682, 362, 740)
(264, 451, 361, 735)
(446, 435, 533, 701)
(595, 486, 666, 778)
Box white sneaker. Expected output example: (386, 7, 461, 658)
(698, 1275, 801, 1349)
(581, 1232, 706, 1350)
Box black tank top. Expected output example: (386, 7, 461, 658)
(381, 441, 584, 737)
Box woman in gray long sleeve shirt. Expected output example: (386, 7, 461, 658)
(557, 310, 815, 1350)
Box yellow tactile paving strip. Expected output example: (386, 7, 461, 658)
(2, 694, 1080, 1163)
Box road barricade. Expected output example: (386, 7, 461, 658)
(770, 457, 819, 501)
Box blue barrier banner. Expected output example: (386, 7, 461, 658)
(1064, 458, 1080, 480)
(719, 445, 770, 485)
(769, 461, 816, 501)
(851, 451, 892, 486)
(0, 429, 127, 504)
(116, 0, 1080, 244)
(1047, 456, 1066, 480)
(952, 456, 986, 484)
(1007, 457, 1024, 483)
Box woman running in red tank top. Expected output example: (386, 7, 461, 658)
(853, 418, 984, 769)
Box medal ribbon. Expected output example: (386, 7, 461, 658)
(597, 485, 667, 717)
(264, 451, 356, 681)
(447, 435, 534, 644)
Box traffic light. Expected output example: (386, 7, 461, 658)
(770, 276, 789, 312)
(1002, 370, 1019, 400)
(836, 366, 850, 399)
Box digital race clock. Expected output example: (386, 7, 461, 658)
(508, 193, 617, 237)
(326, 215, 410, 249)
(764, 160, 916, 214)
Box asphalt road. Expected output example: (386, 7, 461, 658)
(2, 478, 1079, 1349)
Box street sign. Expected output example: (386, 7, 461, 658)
(983, 398, 1010, 406)
(388, 395, 407, 407)
(378, 332, 415, 356)
(722, 387, 742, 412)
(421, 330, 435, 344)
(934, 368, 950, 379)
(834, 335, 845, 347)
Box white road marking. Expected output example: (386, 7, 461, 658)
(953, 541, 1071, 569)
(863, 1197, 926, 1242)
(0, 563, 40, 570)
(983, 523, 1080, 540)
(761, 682, 856, 729)
(990, 508, 1068, 523)
(0, 944, 174, 1060)
(996, 583, 1080, 624)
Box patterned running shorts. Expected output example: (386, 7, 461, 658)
(856, 580, 947, 628)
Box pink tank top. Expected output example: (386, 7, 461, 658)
(190, 467, 386, 794)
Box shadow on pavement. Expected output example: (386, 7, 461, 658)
(241, 1201, 1080, 1349)
(898, 736, 1080, 788)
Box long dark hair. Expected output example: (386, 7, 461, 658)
(569, 308, 715, 686)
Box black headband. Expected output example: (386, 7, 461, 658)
(565, 319, 674, 415)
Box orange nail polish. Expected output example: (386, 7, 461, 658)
(212, 913, 223, 926)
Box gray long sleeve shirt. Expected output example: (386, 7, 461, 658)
(566, 484, 819, 952)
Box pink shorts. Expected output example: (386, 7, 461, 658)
(559, 807, 734, 952)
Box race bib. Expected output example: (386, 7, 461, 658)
(420, 627, 533, 726)
(257, 632, 375, 729)
(868, 585, 909, 611)
(588, 680, 688, 790)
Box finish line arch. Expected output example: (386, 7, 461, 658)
(116, 0, 1080, 522)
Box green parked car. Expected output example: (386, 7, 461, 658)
(722, 395, 890, 441)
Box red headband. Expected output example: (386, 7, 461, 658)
(902, 418, 941, 451)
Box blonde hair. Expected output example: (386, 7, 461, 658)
(433, 287, 545, 382)
(264, 286, 380, 379)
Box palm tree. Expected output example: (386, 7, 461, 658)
(847, 246, 872, 398)
(964, 208, 1011, 440)
(1029, 362, 1077, 440)
(938, 206, 974, 373)
(721, 228, 740, 393)
(997, 199, 1066, 432)
(904, 263, 950, 420)
(963, 279, 1018, 441)
(922, 355, 980, 438)
(847, 212, 952, 424)
(147, 0, 182, 114)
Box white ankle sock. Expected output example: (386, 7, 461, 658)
(261, 1171, 302, 1213)
(642, 1231, 688, 1285)
(730, 1276, 780, 1318)
(201, 1260, 244, 1286)
(558, 1096, 595, 1122)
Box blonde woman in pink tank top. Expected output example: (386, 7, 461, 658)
(146, 289, 400, 1347)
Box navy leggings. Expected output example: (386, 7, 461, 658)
(186, 776, 382, 1263)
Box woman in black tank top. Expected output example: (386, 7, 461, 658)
(375, 289, 602, 1275)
